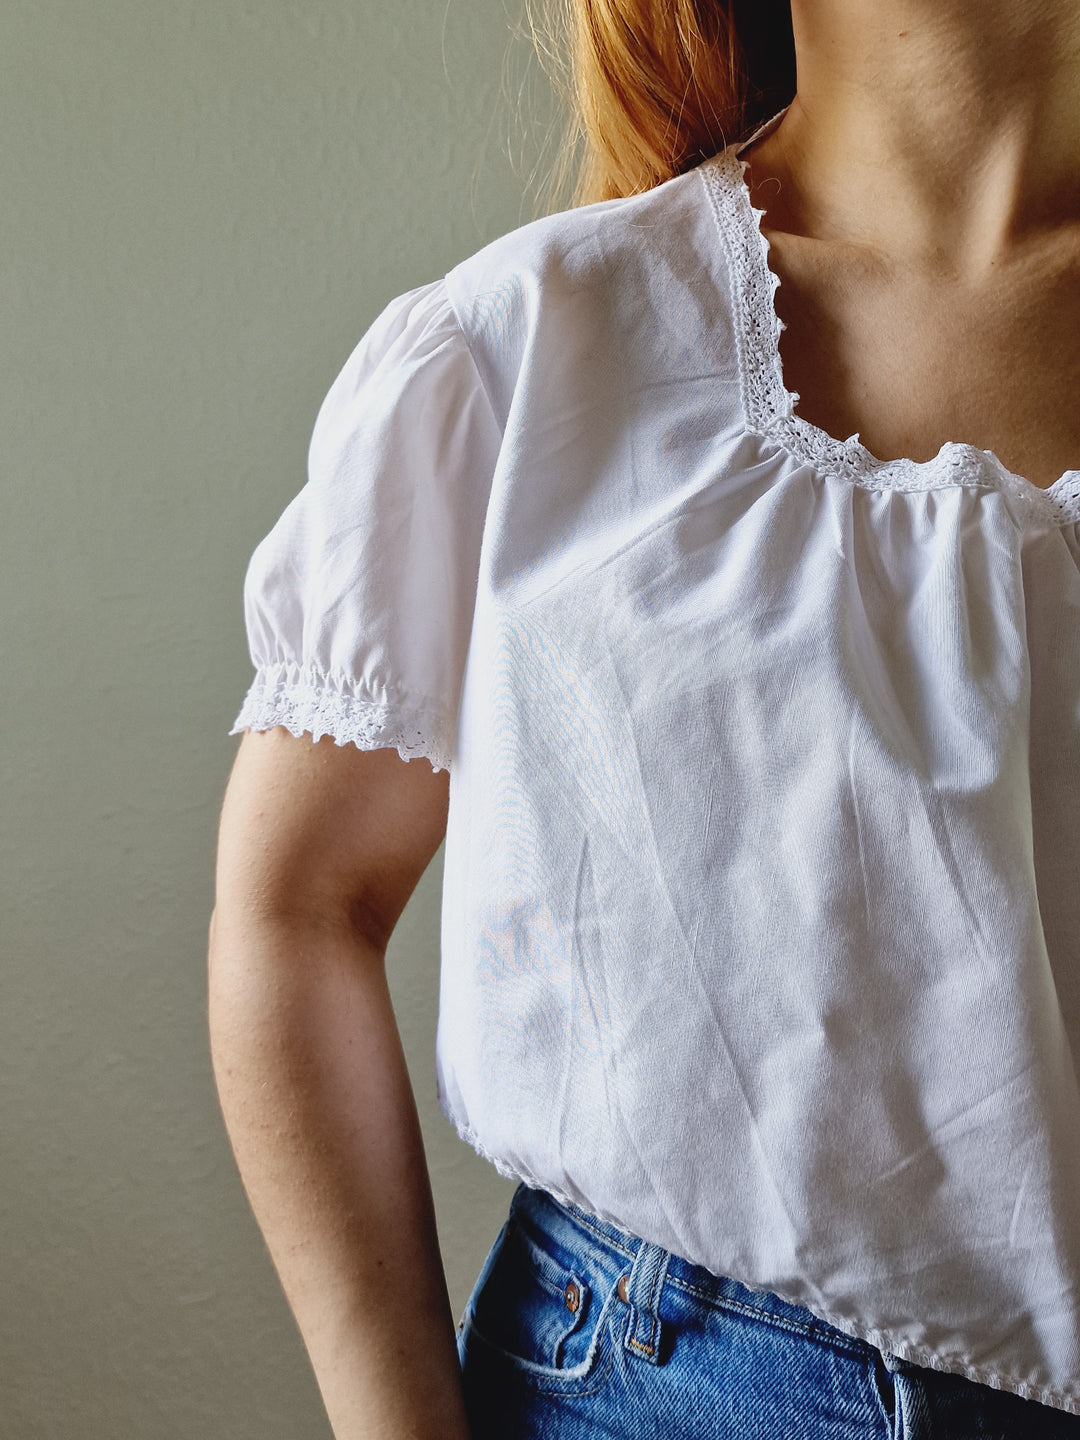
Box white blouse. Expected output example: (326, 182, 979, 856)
(233, 134, 1080, 1413)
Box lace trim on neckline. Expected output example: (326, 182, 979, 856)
(230, 663, 452, 772)
(699, 147, 1080, 528)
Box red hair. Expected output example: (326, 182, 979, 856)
(527, 0, 796, 207)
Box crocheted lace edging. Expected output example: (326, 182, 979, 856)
(699, 149, 1080, 528)
(230, 664, 453, 772)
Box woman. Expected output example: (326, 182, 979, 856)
(208, 0, 1080, 1434)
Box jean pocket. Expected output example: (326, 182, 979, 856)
(461, 1206, 620, 1392)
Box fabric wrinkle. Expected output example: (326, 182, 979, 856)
(568, 833, 618, 1136)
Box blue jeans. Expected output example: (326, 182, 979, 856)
(457, 1183, 1080, 1438)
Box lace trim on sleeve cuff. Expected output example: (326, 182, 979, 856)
(230, 664, 453, 772)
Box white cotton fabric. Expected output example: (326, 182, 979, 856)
(233, 131, 1080, 1412)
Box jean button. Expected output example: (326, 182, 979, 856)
(617, 1274, 630, 1304)
(564, 1281, 581, 1313)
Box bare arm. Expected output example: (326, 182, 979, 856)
(208, 727, 469, 1440)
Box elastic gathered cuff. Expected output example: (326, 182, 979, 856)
(230, 663, 453, 772)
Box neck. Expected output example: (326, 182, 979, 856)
(763, 0, 1080, 268)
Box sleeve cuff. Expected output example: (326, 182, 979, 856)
(230, 663, 453, 773)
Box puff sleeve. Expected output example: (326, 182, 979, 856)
(230, 279, 501, 772)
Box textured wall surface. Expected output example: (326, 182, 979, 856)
(1, 3, 553, 1433)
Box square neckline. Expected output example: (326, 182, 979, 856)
(697, 111, 1080, 528)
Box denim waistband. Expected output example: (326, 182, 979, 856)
(510, 1183, 879, 1365)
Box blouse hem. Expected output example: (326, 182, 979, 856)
(445, 1109, 1080, 1417)
(230, 663, 453, 772)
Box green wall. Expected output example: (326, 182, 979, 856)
(1, 3, 554, 1433)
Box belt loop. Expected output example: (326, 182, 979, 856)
(620, 1238, 671, 1365)
(878, 1350, 931, 1436)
